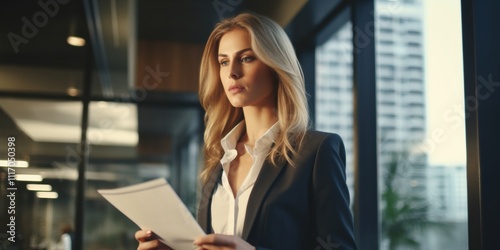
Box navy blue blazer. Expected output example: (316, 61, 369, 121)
(197, 131, 357, 250)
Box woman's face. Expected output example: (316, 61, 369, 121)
(218, 29, 276, 108)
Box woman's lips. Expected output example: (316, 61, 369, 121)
(228, 85, 245, 94)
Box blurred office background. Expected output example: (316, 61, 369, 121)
(1, 0, 499, 249)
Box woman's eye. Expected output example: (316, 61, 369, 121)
(241, 56, 254, 63)
(220, 60, 229, 66)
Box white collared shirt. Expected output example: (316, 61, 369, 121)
(211, 121, 279, 237)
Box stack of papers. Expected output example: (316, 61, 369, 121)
(98, 178, 205, 250)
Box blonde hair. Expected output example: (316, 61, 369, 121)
(199, 13, 309, 183)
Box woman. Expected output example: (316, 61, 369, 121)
(136, 13, 357, 250)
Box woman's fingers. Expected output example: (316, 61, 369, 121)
(195, 234, 235, 246)
(194, 234, 255, 250)
(135, 229, 152, 242)
(135, 229, 172, 250)
(138, 239, 163, 250)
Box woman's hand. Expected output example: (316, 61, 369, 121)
(194, 234, 256, 250)
(135, 229, 172, 250)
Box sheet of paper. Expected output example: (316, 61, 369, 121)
(97, 178, 205, 250)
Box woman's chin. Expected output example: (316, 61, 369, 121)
(228, 100, 246, 108)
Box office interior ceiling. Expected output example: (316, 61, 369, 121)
(0, 99, 138, 146)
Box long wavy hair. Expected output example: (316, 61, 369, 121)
(199, 13, 309, 184)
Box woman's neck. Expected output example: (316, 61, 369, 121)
(240, 106, 278, 146)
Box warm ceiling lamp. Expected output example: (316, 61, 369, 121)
(67, 36, 86, 47)
(66, 86, 79, 96)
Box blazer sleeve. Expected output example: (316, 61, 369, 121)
(311, 133, 357, 250)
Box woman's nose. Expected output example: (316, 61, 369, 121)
(228, 62, 242, 79)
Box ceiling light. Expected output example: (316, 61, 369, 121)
(36, 192, 58, 199)
(16, 174, 43, 182)
(27, 184, 52, 191)
(67, 86, 79, 96)
(67, 36, 86, 47)
(0, 100, 138, 146)
(0, 160, 29, 168)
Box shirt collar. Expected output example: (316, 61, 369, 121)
(220, 121, 246, 153)
(252, 122, 279, 155)
(220, 121, 280, 163)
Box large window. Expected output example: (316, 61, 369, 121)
(306, 0, 468, 248)
(375, 0, 467, 249)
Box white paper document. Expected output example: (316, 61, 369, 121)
(97, 178, 205, 250)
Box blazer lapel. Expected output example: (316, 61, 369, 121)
(241, 157, 286, 240)
(197, 164, 222, 233)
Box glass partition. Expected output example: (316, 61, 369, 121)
(0, 98, 81, 249)
(83, 101, 201, 249)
